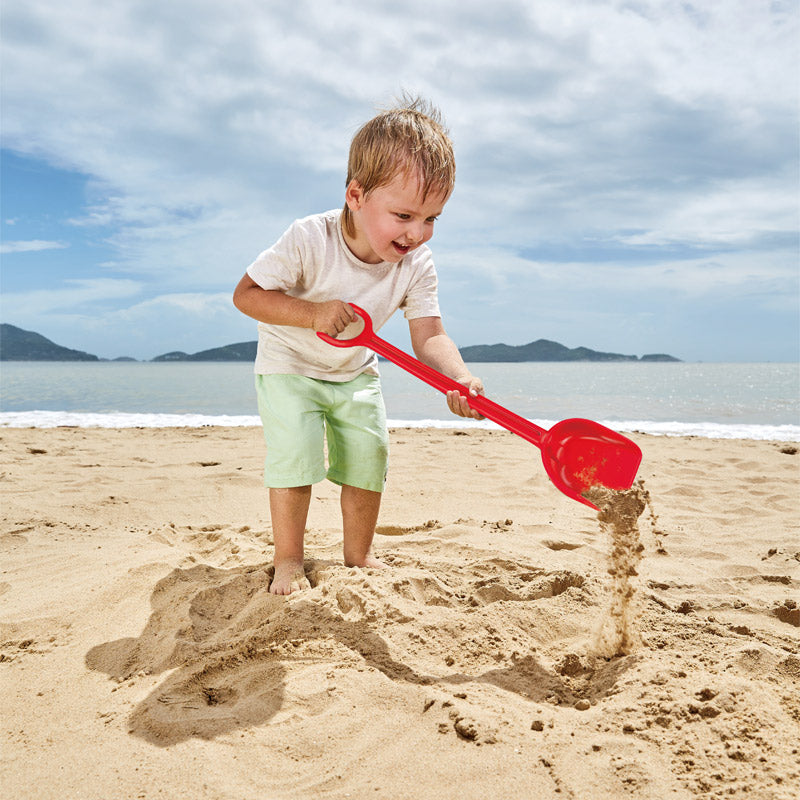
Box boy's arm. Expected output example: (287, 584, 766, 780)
(408, 316, 484, 419)
(232, 274, 356, 337)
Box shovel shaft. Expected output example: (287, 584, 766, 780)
(316, 304, 547, 445)
(366, 334, 546, 447)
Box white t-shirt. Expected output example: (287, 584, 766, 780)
(246, 209, 441, 381)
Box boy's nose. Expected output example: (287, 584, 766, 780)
(407, 222, 425, 243)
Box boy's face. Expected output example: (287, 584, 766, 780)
(344, 171, 449, 264)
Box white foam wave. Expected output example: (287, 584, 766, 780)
(1, 411, 798, 441)
(0, 411, 263, 429)
(386, 418, 800, 441)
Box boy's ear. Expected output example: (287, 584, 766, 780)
(345, 179, 365, 211)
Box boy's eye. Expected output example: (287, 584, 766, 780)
(394, 212, 439, 222)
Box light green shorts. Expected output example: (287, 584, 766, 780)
(255, 373, 389, 493)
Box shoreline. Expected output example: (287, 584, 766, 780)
(1, 410, 799, 441)
(2, 426, 798, 799)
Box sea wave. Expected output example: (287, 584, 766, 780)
(1, 410, 798, 441)
(0, 411, 263, 429)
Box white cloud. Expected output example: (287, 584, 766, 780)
(115, 292, 234, 318)
(439, 242, 798, 300)
(610, 176, 798, 248)
(0, 239, 68, 254)
(2, 278, 142, 315)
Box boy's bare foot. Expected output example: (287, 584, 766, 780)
(346, 553, 389, 570)
(270, 560, 311, 595)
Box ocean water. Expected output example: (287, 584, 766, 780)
(1, 361, 798, 440)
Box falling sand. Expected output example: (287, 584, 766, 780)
(584, 479, 651, 657)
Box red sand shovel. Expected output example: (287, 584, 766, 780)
(318, 304, 642, 509)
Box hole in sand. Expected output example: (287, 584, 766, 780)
(202, 686, 236, 706)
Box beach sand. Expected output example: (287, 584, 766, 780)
(1, 425, 798, 799)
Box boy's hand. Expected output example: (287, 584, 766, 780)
(311, 300, 357, 338)
(447, 375, 485, 419)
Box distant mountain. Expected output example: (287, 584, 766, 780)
(150, 351, 190, 362)
(151, 342, 258, 362)
(154, 338, 680, 363)
(0, 324, 99, 361)
(458, 339, 680, 362)
(639, 353, 681, 363)
(0, 323, 680, 363)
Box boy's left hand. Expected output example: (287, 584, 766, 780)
(447, 375, 485, 419)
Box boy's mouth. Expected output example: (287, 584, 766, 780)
(392, 241, 411, 255)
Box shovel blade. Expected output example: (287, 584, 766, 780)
(539, 419, 642, 507)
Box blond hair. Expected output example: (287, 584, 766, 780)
(342, 96, 455, 238)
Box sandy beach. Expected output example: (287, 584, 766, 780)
(1, 425, 798, 799)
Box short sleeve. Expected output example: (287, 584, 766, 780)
(400, 249, 441, 319)
(246, 221, 308, 293)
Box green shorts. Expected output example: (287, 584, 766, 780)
(255, 373, 389, 493)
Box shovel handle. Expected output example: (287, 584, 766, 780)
(317, 304, 546, 446)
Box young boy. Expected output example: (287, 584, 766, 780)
(233, 97, 483, 595)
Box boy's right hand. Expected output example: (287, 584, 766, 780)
(311, 300, 357, 338)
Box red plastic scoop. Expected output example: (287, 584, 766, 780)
(317, 304, 642, 508)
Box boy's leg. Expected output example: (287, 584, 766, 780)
(325, 374, 388, 569)
(269, 485, 312, 595)
(256, 374, 329, 595)
(341, 484, 386, 569)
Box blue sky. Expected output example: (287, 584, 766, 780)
(1, 0, 798, 362)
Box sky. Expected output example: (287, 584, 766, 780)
(1, 0, 798, 362)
